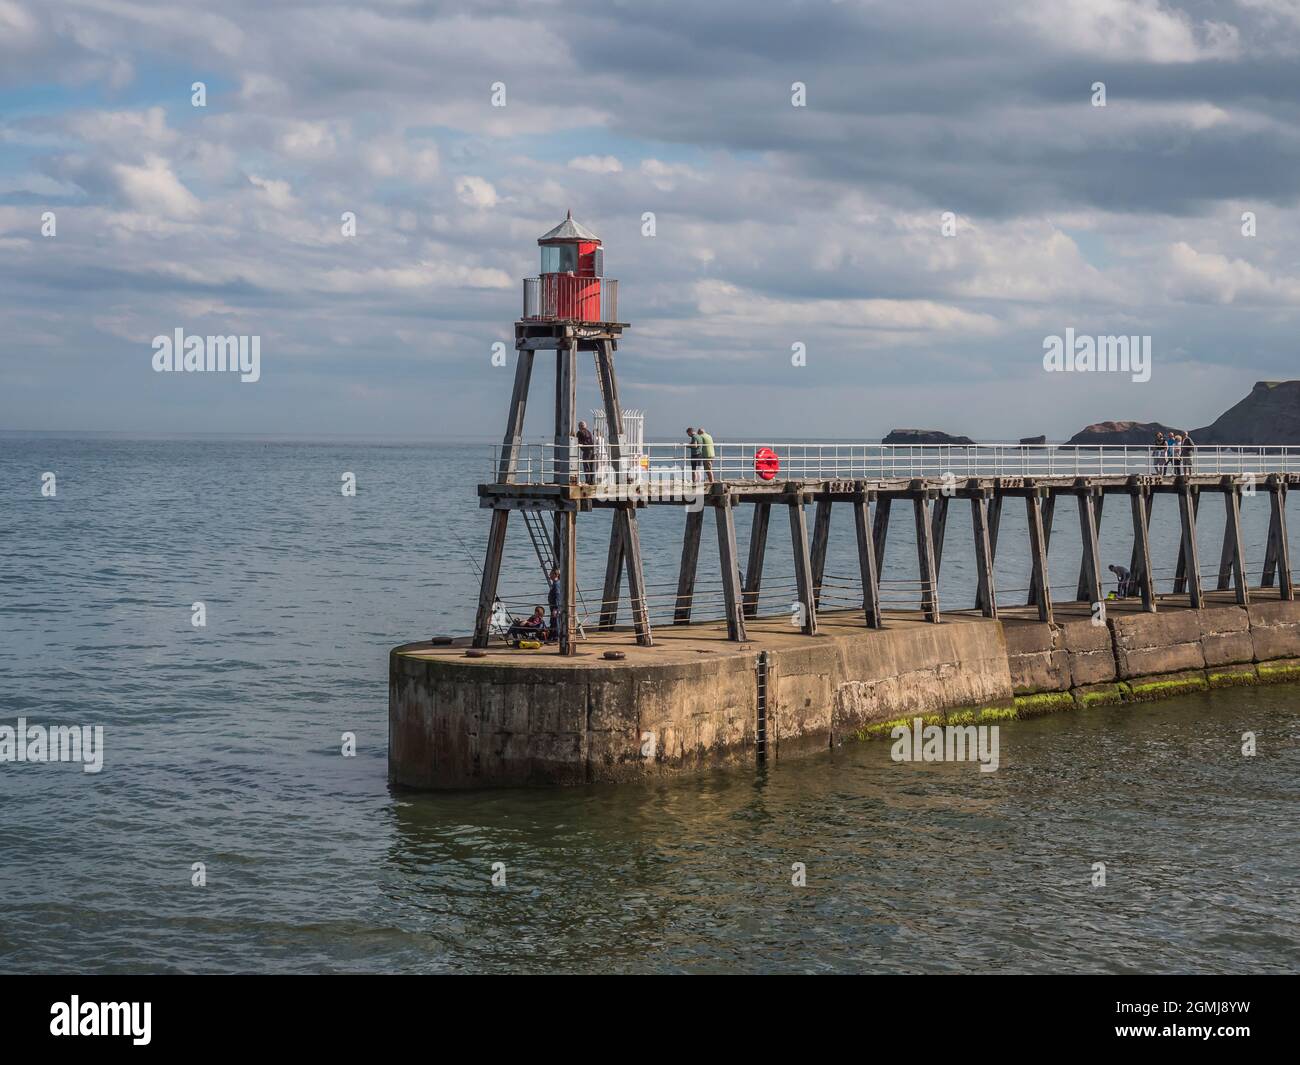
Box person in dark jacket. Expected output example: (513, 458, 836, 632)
(547, 567, 560, 641)
(576, 421, 596, 484)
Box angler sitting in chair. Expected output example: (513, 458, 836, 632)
(505, 606, 549, 646)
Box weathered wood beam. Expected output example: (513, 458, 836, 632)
(913, 493, 941, 623)
(1174, 487, 1200, 595)
(1076, 489, 1103, 602)
(599, 514, 624, 628)
(971, 491, 998, 618)
(1026, 489, 1054, 624)
(1129, 487, 1156, 613)
(472, 508, 510, 647)
(716, 495, 748, 641)
(496, 349, 535, 483)
(1263, 481, 1294, 600)
(1177, 483, 1203, 608)
(1220, 483, 1250, 606)
(620, 508, 653, 646)
(872, 495, 892, 571)
(553, 342, 576, 485)
(743, 502, 771, 619)
(674, 508, 704, 624)
(789, 498, 819, 635)
(556, 509, 577, 655)
(931, 494, 950, 576)
(976, 494, 1002, 614)
(1028, 493, 1055, 607)
(810, 498, 832, 610)
(853, 490, 883, 628)
(1076, 488, 1104, 608)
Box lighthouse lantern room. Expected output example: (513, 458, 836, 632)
(524, 210, 616, 323)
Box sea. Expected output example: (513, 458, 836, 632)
(1, 433, 1297, 973)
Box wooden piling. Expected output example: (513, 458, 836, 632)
(1129, 486, 1156, 612)
(971, 490, 998, 618)
(1026, 488, 1054, 624)
(1177, 482, 1203, 608)
(789, 496, 819, 635)
(810, 498, 832, 610)
(743, 502, 771, 620)
(853, 487, 883, 628)
(674, 508, 704, 624)
(717, 495, 748, 641)
(913, 493, 941, 623)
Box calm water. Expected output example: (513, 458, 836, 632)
(1, 434, 1297, 973)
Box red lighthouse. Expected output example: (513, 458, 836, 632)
(524, 211, 616, 323)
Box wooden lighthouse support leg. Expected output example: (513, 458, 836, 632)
(496, 350, 535, 483)
(872, 496, 892, 571)
(853, 489, 883, 628)
(743, 502, 770, 620)
(1174, 487, 1200, 595)
(971, 491, 998, 619)
(674, 508, 704, 624)
(556, 510, 578, 655)
(1028, 494, 1055, 607)
(472, 508, 510, 647)
(599, 515, 624, 628)
(1263, 480, 1294, 600)
(619, 508, 653, 647)
(931, 495, 949, 577)
(1026, 489, 1054, 624)
(1076, 489, 1103, 602)
(975, 494, 1002, 614)
(717, 496, 748, 641)
(1130, 487, 1156, 613)
(789, 497, 819, 636)
(1177, 483, 1203, 608)
(913, 493, 941, 623)
(810, 498, 832, 610)
(1076, 486, 1104, 609)
(554, 343, 577, 486)
(1218, 483, 1250, 606)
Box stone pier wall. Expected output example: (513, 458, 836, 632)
(389, 601, 1300, 789)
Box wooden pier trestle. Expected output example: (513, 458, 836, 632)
(479, 451, 1299, 647)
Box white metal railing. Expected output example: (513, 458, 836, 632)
(489, 442, 1300, 486)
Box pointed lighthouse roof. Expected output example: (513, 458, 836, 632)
(538, 210, 600, 244)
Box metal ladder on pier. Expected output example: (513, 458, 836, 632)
(520, 509, 587, 639)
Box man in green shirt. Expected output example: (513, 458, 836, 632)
(698, 427, 716, 482)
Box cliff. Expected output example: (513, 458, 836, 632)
(1192, 381, 1300, 445)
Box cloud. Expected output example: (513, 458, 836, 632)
(110, 157, 201, 219)
(455, 175, 498, 208)
(569, 155, 623, 174)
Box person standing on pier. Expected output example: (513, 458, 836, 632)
(576, 420, 596, 484)
(1154, 431, 1167, 475)
(687, 427, 703, 482)
(1180, 431, 1196, 474)
(547, 567, 560, 642)
(699, 427, 716, 482)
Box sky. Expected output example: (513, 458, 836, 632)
(2, 0, 1300, 441)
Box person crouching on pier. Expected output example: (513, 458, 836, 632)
(1108, 563, 1132, 598)
(508, 607, 547, 642)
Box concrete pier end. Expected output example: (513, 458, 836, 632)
(390, 596, 1300, 790)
